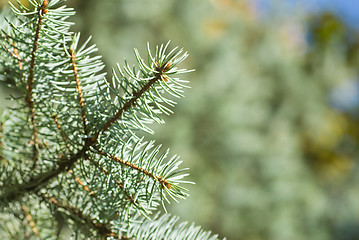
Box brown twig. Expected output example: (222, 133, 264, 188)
(52, 114, 71, 151)
(21, 205, 39, 237)
(69, 48, 88, 135)
(87, 156, 141, 207)
(2, 42, 28, 68)
(67, 169, 95, 197)
(52, 114, 95, 197)
(93, 147, 172, 190)
(92, 61, 170, 141)
(1, 144, 89, 202)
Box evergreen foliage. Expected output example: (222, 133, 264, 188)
(0, 0, 222, 239)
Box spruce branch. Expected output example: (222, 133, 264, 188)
(93, 42, 191, 142)
(0, 1, 224, 239)
(98, 72, 160, 137)
(53, 114, 96, 197)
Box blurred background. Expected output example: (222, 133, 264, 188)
(2, 0, 359, 239)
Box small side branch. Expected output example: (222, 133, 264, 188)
(69, 49, 88, 135)
(93, 147, 172, 190)
(52, 114, 71, 150)
(2, 42, 27, 68)
(67, 169, 95, 197)
(91, 59, 174, 142)
(21, 205, 39, 237)
(40, 193, 120, 239)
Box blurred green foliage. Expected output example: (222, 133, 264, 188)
(2, 0, 359, 239)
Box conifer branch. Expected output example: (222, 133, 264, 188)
(93, 147, 172, 190)
(21, 205, 39, 238)
(0, 1, 223, 238)
(2, 121, 95, 203)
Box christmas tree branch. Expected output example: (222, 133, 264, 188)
(0, 1, 222, 238)
(2, 116, 92, 202)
